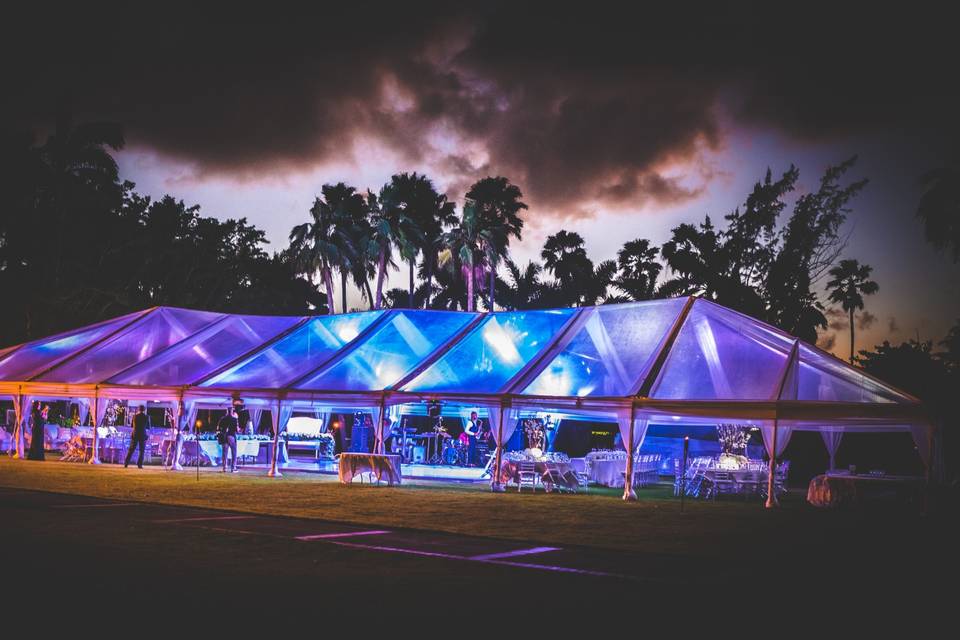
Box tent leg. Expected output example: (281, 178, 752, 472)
(268, 401, 282, 478)
(491, 405, 505, 492)
(88, 395, 100, 465)
(622, 407, 637, 501)
(765, 419, 779, 508)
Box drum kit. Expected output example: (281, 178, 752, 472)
(390, 415, 474, 467)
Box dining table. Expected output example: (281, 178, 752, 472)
(499, 458, 579, 491)
(589, 458, 627, 487)
(806, 472, 924, 508)
(338, 453, 402, 486)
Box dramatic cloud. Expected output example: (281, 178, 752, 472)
(818, 334, 837, 352)
(888, 316, 900, 334)
(4, 4, 957, 222)
(826, 308, 848, 332)
(857, 311, 878, 331)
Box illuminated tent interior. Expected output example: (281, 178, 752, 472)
(0, 297, 931, 494)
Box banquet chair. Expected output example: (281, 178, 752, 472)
(774, 461, 790, 496)
(573, 459, 590, 493)
(709, 471, 736, 499)
(735, 471, 759, 497)
(518, 461, 538, 492)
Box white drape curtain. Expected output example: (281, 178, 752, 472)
(487, 405, 520, 491)
(77, 399, 90, 427)
(6, 394, 22, 456)
(487, 406, 520, 449)
(168, 399, 194, 470)
(371, 405, 384, 454)
(821, 430, 843, 470)
(616, 414, 650, 455)
(15, 395, 32, 458)
(268, 401, 294, 476)
(760, 422, 793, 459)
(369, 405, 402, 454)
(617, 411, 649, 500)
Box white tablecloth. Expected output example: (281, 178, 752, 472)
(197, 439, 261, 462)
(591, 459, 626, 487)
(338, 453, 402, 486)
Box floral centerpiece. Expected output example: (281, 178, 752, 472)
(316, 433, 335, 458)
(716, 424, 752, 469)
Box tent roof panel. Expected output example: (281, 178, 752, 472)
(35, 308, 223, 384)
(651, 299, 795, 400)
(109, 314, 303, 387)
(200, 311, 383, 389)
(296, 310, 478, 391)
(402, 308, 576, 394)
(520, 297, 686, 397)
(0, 309, 148, 382)
(793, 343, 911, 403)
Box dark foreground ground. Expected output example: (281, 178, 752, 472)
(1, 485, 956, 630)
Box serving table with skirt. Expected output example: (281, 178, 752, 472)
(338, 453, 402, 485)
(806, 472, 924, 508)
(498, 456, 579, 492)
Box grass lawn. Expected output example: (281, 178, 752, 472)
(0, 457, 935, 558)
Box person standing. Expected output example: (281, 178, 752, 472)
(463, 411, 481, 467)
(216, 407, 239, 473)
(125, 405, 151, 468)
(27, 402, 48, 461)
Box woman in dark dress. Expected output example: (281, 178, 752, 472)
(27, 401, 47, 461)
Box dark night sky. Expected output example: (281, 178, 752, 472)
(4, 3, 958, 353)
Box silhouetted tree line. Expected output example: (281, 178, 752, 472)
(0, 119, 324, 344)
(297, 158, 875, 348)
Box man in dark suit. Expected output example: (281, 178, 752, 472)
(124, 405, 151, 469)
(216, 407, 240, 473)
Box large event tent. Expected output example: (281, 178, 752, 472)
(0, 296, 931, 500)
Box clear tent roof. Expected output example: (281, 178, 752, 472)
(0, 300, 916, 410)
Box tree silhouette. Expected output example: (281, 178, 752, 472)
(826, 258, 879, 363)
(289, 184, 362, 314)
(916, 162, 960, 262)
(614, 238, 662, 301)
(379, 173, 450, 308)
(465, 177, 527, 310)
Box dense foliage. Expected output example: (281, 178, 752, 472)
(0, 121, 324, 344)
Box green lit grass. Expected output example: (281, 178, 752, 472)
(0, 457, 910, 556)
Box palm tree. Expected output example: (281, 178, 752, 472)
(916, 162, 960, 262)
(367, 190, 408, 309)
(826, 259, 879, 363)
(500, 259, 544, 310)
(326, 183, 368, 313)
(465, 177, 528, 310)
(289, 184, 359, 314)
(614, 238, 662, 301)
(379, 173, 451, 308)
(540, 230, 596, 306)
(439, 201, 494, 312)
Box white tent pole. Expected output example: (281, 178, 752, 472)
(375, 394, 387, 455)
(11, 388, 23, 459)
(622, 404, 637, 501)
(268, 397, 282, 478)
(89, 391, 101, 465)
(492, 403, 505, 492)
(765, 418, 779, 508)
